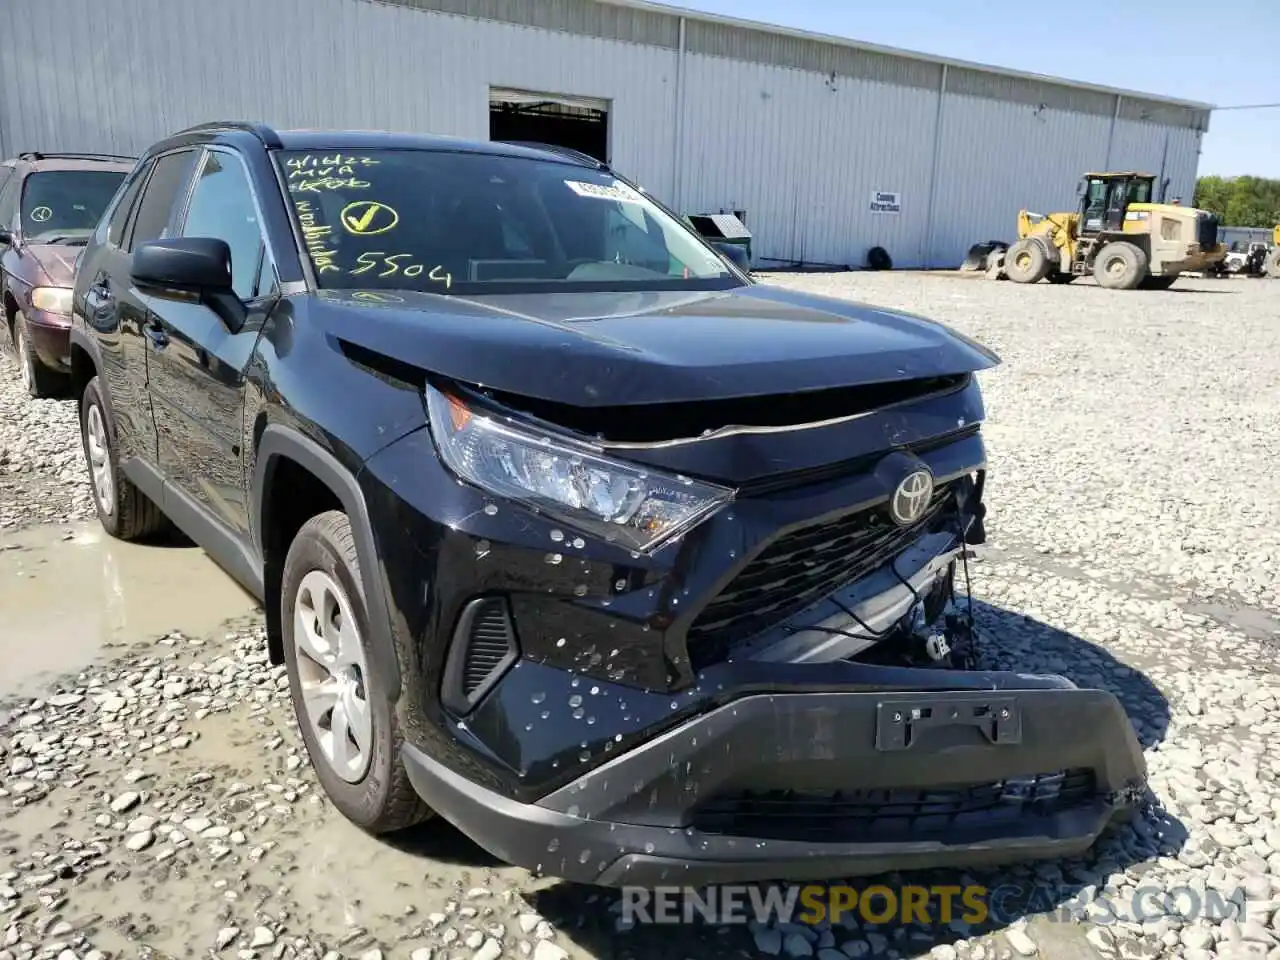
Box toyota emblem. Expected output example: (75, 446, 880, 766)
(890, 468, 934, 526)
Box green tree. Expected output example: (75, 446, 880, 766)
(1194, 175, 1280, 227)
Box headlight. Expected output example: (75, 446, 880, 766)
(426, 387, 733, 553)
(31, 286, 73, 316)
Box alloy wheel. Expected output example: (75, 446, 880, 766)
(292, 569, 374, 783)
(86, 404, 115, 515)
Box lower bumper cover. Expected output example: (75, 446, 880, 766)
(22, 310, 72, 370)
(403, 683, 1146, 887)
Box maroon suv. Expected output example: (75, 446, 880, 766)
(1, 152, 133, 397)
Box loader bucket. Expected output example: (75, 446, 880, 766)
(961, 241, 1008, 272)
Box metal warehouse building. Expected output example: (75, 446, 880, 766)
(0, 0, 1212, 268)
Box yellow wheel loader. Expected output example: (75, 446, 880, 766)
(1267, 225, 1280, 279)
(995, 173, 1226, 290)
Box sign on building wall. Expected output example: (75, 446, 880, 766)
(870, 191, 902, 214)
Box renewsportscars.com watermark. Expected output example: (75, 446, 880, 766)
(621, 883, 1253, 927)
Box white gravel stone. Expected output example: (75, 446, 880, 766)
(784, 933, 815, 958)
(215, 927, 240, 950)
(532, 942, 568, 960)
(754, 928, 783, 955)
(1006, 929, 1037, 956)
(250, 927, 275, 948)
(109, 792, 140, 813)
(125, 830, 154, 851)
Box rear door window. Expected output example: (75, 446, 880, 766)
(126, 149, 199, 251)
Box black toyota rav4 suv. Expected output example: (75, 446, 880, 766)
(70, 122, 1146, 886)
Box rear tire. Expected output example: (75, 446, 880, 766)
(1004, 238, 1051, 283)
(1093, 241, 1148, 290)
(79, 376, 169, 541)
(13, 311, 66, 399)
(282, 510, 432, 835)
(1140, 274, 1178, 291)
(1266, 249, 1280, 279)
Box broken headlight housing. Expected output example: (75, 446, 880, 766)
(426, 386, 733, 553)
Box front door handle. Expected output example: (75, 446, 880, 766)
(142, 319, 169, 349)
(84, 280, 114, 315)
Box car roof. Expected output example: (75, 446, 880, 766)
(148, 122, 605, 170)
(8, 152, 135, 173)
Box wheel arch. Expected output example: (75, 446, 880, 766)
(252, 423, 402, 701)
(68, 327, 111, 416)
(2, 287, 18, 340)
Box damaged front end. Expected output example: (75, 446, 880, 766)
(371, 354, 1147, 887)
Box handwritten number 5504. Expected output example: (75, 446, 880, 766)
(352, 252, 423, 278)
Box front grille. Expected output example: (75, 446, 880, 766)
(691, 769, 1097, 844)
(1197, 212, 1220, 251)
(686, 484, 954, 656)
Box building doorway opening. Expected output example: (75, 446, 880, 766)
(489, 88, 609, 163)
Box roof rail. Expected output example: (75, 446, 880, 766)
(497, 140, 607, 170)
(174, 121, 283, 149)
(18, 151, 137, 163)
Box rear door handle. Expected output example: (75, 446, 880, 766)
(142, 319, 169, 349)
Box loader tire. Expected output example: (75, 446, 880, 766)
(1267, 249, 1280, 279)
(1004, 238, 1050, 284)
(1093, 241, 1148, 290)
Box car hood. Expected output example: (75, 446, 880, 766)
(315, 284, 1000, 407)
(22, 243, 80, 287)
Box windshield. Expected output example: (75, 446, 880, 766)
(275, 149, 738, 294)
(21, 170, 127, 243)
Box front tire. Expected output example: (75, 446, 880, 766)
(1004, 238, 1051, 284)
(79, 376, 168, 540)
(281, 510, 431, 835)
(1093, 241, 1148, 290)
(13, 311, 66, 399)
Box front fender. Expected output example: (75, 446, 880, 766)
(251, 423, 402, 701)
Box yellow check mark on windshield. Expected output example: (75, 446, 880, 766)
(340, 201, 398, 236)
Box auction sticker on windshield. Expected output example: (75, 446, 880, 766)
(564, 179, 642, 203)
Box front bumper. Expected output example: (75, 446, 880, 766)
(403, 678, 1146, 886)
(1169, 243, 1227, 274)
(20, 308, 72, 371)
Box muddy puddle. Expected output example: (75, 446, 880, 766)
(0, 520, 259, 704)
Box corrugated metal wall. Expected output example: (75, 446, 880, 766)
(0, 0, 1206, 268)
(680, 57, 939, 266)
(930, 96, 1115, 268)
(0, 0, 679, 198)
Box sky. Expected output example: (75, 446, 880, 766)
(671, 0, 1280, 180)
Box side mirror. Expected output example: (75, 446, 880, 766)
(712, 241, 750, 272)
(132, 237, 245, 331)
(132, 237, 232, 291)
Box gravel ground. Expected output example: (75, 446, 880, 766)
(1, 273, 1278, 960)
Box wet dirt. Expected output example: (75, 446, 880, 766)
(0, 521, 258, 708)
